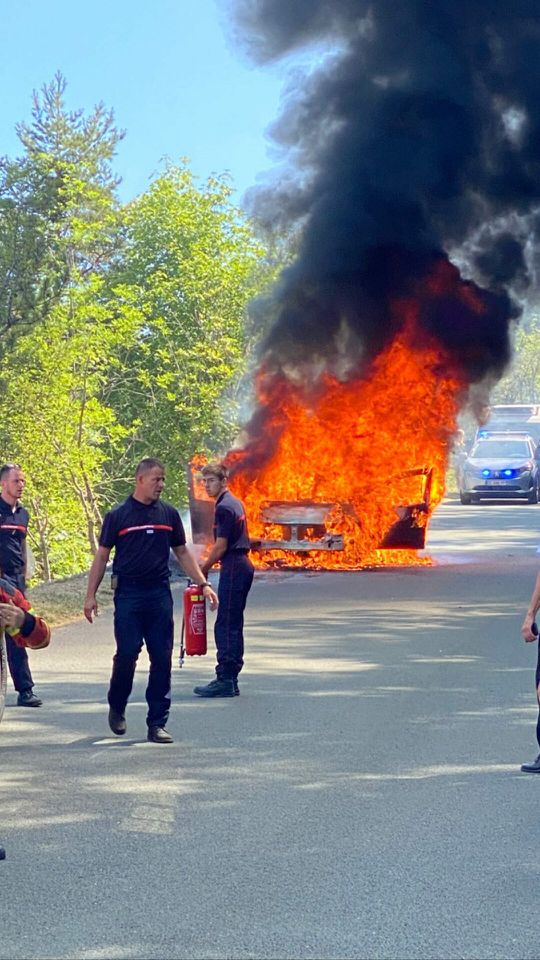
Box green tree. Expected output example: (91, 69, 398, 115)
(492, 316, 540, 402)
(107, 163, 269, 504)
(0, 72, 123, 338)
(0, 281, 140, 580)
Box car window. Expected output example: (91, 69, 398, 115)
(471, 440, 531, 458)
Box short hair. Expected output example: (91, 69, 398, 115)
(201, 461, 229, 482)
(135, 457, 165, 478)
(0, 463, 21, 481)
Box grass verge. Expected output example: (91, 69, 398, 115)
(27, 573, 114, 628)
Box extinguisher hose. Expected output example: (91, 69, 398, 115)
(179, 617, 185, 668)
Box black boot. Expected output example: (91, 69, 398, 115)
(193, 678, 235, 698)
(147, 726, 173, 744)
(17, 690, 42, 707)
(521, 753, 540, 773)
(108, 708, 126, 735)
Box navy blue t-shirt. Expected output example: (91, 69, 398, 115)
(214, 490, 250, 557)
(99, 496, 186, 583)
(0, 496, 29, 577)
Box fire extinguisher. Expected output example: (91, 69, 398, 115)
(179, 581, 207, 667)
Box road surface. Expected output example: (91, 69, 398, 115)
(1, 498, 539, 960)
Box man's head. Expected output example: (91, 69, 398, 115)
(0, 464, 25, 506)
(134, 458, 165, 504)
(201, 462, 229, 499)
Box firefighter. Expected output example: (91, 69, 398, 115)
(0, 463, 43, 707)
(84, 458, 217, 743)
(194, 462, 254, 698)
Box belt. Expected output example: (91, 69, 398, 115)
(116, 575, 169, 588)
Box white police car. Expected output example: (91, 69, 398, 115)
(459, 432, 540, 504)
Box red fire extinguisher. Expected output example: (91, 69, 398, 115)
(179, 582, 207, 667)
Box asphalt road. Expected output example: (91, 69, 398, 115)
(1, 497, 540, 960)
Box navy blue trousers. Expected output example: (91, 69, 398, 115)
(109, 583, 174, 729)
(4, 572, 34, 694)
(215, 554, 254, 680)
(536, 640, 540, 747)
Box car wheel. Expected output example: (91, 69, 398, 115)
(459, 491, 472, 504)
(527, 483, 539, 504)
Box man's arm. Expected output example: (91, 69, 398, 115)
(84, 546, 111, 623)
(0, 583, 51, 650)
(172, 544, 218, 609)
(521, 570, 540, 642)
(200, 537, 228, 577)
(21, 539, 27, 581)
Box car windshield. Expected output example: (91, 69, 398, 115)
(471, 440, 530, 459)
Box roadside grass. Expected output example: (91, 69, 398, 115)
(27, 574, 114, 628)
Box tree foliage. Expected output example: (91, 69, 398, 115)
(492, 316, 540, 403)
(0, 78, 274, 580)
(106, 164, 268, 504)
(0, 73, 123, 338)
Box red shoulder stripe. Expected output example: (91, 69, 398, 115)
(118, 524, 173, 537)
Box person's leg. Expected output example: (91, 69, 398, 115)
(5, 635, 33, 693)
(215, 556, 254, 681)
(108, 591, 144, 715)
(536, 684, 540, 751)
(521, 645, 540, 771)
(142, 586, 174, 730)
(5, 573, 40, 704)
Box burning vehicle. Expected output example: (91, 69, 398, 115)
(189, 465, 433, 569)
(187, 328, 445, 571)
(190, 2, 540, 568)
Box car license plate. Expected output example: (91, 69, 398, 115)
(490, 479, 507, 486)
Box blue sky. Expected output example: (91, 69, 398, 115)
(0, 0, 287, 205)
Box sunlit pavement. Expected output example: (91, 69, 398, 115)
(1, 499, 540, 960)
(427, 493, 540, 562)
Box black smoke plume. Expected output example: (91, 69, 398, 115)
(229, 0, 540, 390)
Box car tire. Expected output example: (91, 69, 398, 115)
(459, 491, 472, 504)
(527, 483, 539, 504)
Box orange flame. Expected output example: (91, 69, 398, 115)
(227, 316, 464, 570)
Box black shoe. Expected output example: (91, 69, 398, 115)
(521, 753, 540, 773)
(193, 678, 236, 698)
(147, 726, 173, 744)
(108, 708, 126, 736)
(233, 678, 240, 696)
(17, 690, 42, 707)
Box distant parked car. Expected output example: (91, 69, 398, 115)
(460, 432, 540, 504)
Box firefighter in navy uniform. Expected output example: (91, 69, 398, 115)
(194, 462, 254, 698)
(0, 463, 42, 707)
(84, 458, 218, 743)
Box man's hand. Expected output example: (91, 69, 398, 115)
(0, 601, 24, 630)
(203, 585, 219, 611)
(84, 596, 98, 623)
(521, 614, 538, 643)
